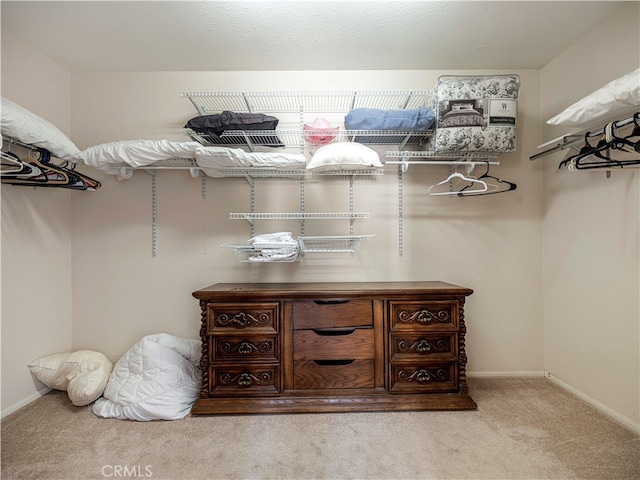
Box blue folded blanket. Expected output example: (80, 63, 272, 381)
(345, 107, 435, 131)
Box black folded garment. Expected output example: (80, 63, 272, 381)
(185, 111, 284, 147)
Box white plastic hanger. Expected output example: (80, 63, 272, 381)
(427, 171, 488, 196)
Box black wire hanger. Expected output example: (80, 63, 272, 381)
(457, 161, 517, 196)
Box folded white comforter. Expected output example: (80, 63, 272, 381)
(92, 333, 201, 421)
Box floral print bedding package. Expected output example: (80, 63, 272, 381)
(427, 75, 520, 153)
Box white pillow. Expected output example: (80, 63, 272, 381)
(307, 142, 382, 172)
(547, 68, 640, 127)
(1, 97, 82, 161)
(29, 350, 113, 406)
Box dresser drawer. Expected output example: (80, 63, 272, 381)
(294, 328, 373, 360)
(210, 335, 278, 362)
(209, 365, 280, 396)
(389, 363, 458, 393)
(294, 359, 374, 389)
(292, 299, 373, 329)
(207, 302, 278, 333)
(389, 301, 458, 331)
(390, 333, 457, 362)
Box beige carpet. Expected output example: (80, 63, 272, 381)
(1, 377, 638, 480)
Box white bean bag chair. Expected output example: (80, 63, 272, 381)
(92, 333, 201, 421)
(29, 350, 113, 406)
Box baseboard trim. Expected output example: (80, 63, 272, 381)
(467, 370, 545, 377)
(1, 387, 52, 419)
(544, 371, 639, 434)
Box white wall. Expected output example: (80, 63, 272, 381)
(68, 69, 544, 377)
(540, 1, 639, 430)
(1, 32, 74, 414)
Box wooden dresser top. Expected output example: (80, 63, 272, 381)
(193, 281, 473, 300)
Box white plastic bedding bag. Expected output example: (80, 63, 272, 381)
(428, 74, 520, 153)
(92, 333, 201, 421)
(194, 146, 306, 177)
(79, 139, 201, 172)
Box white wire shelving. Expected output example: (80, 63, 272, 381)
(384, 151, 501, 172)
(221, 244, 300, 263)
(184, 129, 432, 150)
(181, 90, 435, 153)
(181, 90, 433, 115)
(129, 89, 511, 260)
(298, 235, 376, 256)
(221, 234, 375, 263)
(229, 212, 370, 223)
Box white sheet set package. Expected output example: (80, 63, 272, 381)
(428, 75, 520, 153)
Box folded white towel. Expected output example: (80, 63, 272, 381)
(247, 232, 299, 262)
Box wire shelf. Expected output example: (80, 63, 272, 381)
(181, 90, 433, 115)
(210, 168, 308, 179)
(298, 235, 375, 255)
(384, 151, 501, 160)
(184, 129, 433, 147)
(312, 169, 384, 177)
(221, 244, 300, 263)
(229, 212, 370, 221)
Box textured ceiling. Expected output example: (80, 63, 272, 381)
(0, 1, 627, 73)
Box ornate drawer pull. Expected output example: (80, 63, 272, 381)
(416, 369, 431, 382)
(216, 311, 272, 328)
(219, 370, 273, 388)
(398, 308, 450, 325)
(232, 313, 248, 327)
(416, 340, 431, 352)
(237, 373, 253, 386)
(238, 342, 253, 354)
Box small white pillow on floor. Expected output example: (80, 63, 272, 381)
(29, 350, 113, 406)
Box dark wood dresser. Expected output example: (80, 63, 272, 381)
(191, 281, 476, 414)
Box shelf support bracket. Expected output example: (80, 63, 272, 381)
(300, 177, 305, 237)
(147, 170, 158, 257)
(397, 165, 403, 256)
(349, 175, 355, 235)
